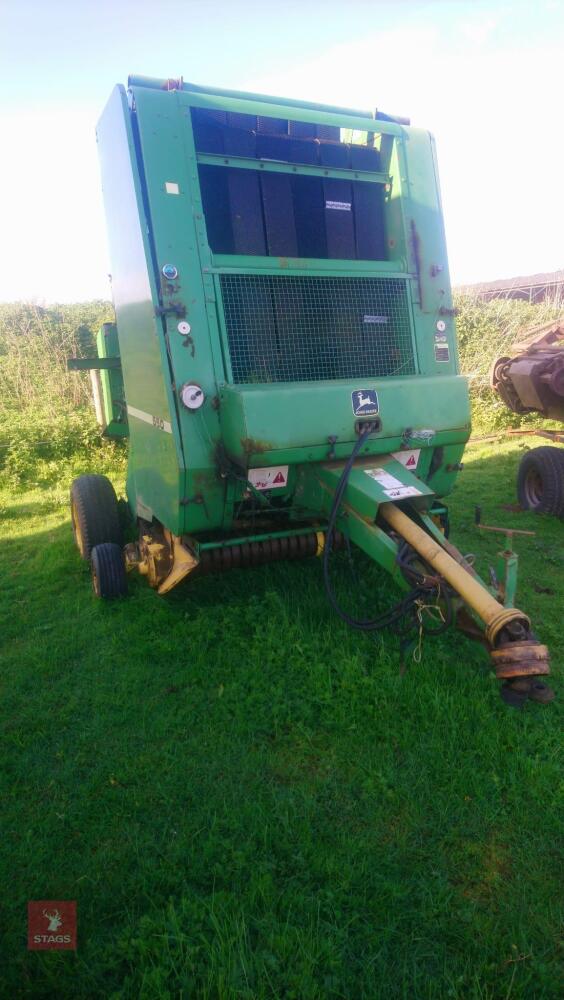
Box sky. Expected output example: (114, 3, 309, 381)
(1, 0, 563, 302)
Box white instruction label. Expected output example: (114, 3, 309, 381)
(248, 466, 288, 490)
(365, 468, 403, 489)
(365, 467, 422, 499)
(325, 200, 351, 211)
(391, 449, 420, 470)
(382, 485, 422, 499)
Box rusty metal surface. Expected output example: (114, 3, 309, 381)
(500, 677, 556, 706)
(490, 319, 564, 422)
(197, 530, 343, 575)
(490, 640, 550, 679)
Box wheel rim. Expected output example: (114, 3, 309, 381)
(71, 499, 85, 556)
(523, 467, 543, 507)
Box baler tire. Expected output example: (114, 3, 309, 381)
(91, 543, 128, 599)
(516, 447, 564, 516)
(70, 474, 121, 560)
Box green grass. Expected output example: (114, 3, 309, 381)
(0, 438, 562, 999)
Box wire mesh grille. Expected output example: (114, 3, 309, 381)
(219, 273, 415, 383)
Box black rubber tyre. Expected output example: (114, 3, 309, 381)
(517, 446, 564, 516)
(91, 543, 128, 599)
(70, 474, 121, 560)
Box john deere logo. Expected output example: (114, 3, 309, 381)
(351, 389, 379, 416)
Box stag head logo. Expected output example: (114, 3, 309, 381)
(28, 900, 76, 950)
(43, 908, 63, 932)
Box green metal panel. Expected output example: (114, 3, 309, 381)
(296, 455, 435, 585)
(401, 129, 459, 373)
(210, 255, 409, 275)
(316, 455, 435, 511)
(219, 375, 470, 469)
(127, 85, 228, 534)
(97, 77, 469, 540)
(128, 75, 375, 120)
(68, 356, 121, 371)
(95, 324, 128, 438)
(96, 86, 185, 530)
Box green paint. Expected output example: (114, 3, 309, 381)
(498, 549, 519, 608)
(67, 357, 121, 371)
(96, 77, 471, 554)
(95, 323, 129, 438)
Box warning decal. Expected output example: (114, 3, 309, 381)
(325, 200, 351, 211)
(248, 466, 289, 491)
(365, 467, 422, 499)
(434, 333, 450, 363)
(391, 449, 420, 470)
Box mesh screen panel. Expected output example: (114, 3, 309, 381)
(219, 274, 415, 383)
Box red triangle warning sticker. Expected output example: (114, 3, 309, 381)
(272, 471, 286, 484)
(406, 455, 416, 467)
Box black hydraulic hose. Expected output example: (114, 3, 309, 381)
(322, 429, 423, 632)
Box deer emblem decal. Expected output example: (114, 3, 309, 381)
(43, 908, 63, 932)
(351, 389, 379, 415)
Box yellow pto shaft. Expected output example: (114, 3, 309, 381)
(379, 502, 550, 678)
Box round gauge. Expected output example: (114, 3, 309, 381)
(162, 263, 178, 280)
(177, 321, 191, 335)
(436, 320, 446, 332)
(180, 382, 204, 410)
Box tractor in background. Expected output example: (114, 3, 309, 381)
(491, 318, 564, 515)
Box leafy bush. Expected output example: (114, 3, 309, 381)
(0, 294, 562, 487)
(0, 301, 125, 486)
(0, 301, 111, 414)
(455, 291, 563, 434)
(0, 407, 125, 488)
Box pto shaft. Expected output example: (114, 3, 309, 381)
(379, 502, 528, 645)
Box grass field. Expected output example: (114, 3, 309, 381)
(0, 437, 562, 999)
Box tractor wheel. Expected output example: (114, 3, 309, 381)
(70, 474, 121, 560)
(517, 447, 564, 516)
(91, 543, 128, 599)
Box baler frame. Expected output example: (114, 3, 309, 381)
(67, 75, 554, 705)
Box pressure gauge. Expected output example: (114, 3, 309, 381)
(162, 263, 178, 280)
(180, 382, 204, 410)
(177, 321, 191, 335)
(436, 320, 446, 332)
